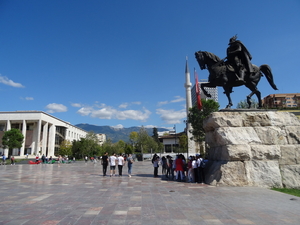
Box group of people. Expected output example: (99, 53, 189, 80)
(152, 153, 207, 184)
(1, 154, 15, 165)
(101, 153, 134, 177)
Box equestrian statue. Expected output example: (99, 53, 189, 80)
(195, 35, 278, 108)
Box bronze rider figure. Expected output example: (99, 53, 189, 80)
(226, 35, 253, 84)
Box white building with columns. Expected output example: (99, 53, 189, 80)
(0, 111, 88, 157)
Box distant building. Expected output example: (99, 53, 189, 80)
(262, 93, 300, 108)
(191, 79, 218, 106)
(0, 111, 88, 157)
(158, 132, 185, 154)
(96, 133, 106, 146)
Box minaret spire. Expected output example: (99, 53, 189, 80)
(185, 56, 190, 74)
(184, 57, 195, 155)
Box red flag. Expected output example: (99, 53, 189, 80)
(194, 69, 202, 110)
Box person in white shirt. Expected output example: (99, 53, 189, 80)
(117, 154, 125, 176)
(194, 155, 200, 183)
(153, 155, 160, 177)
(109, 153, 117, 177)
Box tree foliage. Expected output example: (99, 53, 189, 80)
(70, 131, 101, 158)
(135, 126, 161, 154)
(2, 128, 24, 156)
(237, 98, 259, 109)
(101, 139, 114, 155)
(188, 99, 220, 143)
(152, 127, 159, 144)
(179, 134, 188, 153)
(114, 140, 126, 155)
(129, 131, 138, 147)
(59, 140, 72, 156)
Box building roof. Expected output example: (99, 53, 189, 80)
(0, 111, 87, 132)
(264, 93, 300, 98)
(158, 132, 185, 139)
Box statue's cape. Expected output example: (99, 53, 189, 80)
(236, 41, 253, 73)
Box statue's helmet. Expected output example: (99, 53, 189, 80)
(229, 35, 237, 44)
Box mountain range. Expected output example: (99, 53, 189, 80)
(75, 123, 169, 143)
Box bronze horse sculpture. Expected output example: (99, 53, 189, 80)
(195, 51, 278, 108)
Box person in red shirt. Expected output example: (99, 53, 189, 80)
(175, 154, 184, 181)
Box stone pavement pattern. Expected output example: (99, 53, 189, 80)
(0, 161, 300, 225)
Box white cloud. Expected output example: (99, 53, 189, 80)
(156, 108, 186, 124)
(77, 107, 94, 116)
(46, 103, 68, 113)
(116, 108, 151, 121)
(157, 96, 185, 107)
(76, 105, 151, 122)
(0, 75, 24, 88)
(25, 97, 34, 100)
(91, 107, 116, 119)
(170, 96, 185, 103)
(71, 103, 82, 107)
(119, 103, 128, 109)
(119, 102, 141, 109)
(157, 101, 168, 106)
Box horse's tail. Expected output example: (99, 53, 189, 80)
(259, 64, 278, 90)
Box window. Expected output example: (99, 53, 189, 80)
(0, 124, 5, 131)
(165, 144, 172, 153)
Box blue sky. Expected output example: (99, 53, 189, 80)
(1, 0, 300, 133)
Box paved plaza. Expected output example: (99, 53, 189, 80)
(0, 161, 300, 225)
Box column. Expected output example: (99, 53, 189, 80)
(32, 120, 41, 156)
(3, 120, 11, 157)
(47, 124, 55, 157)
(6, 120, 11, 131)
(41, 122, 48, 156)
(20, 120, 27, 156)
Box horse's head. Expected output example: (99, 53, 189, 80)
(195, 51, 221, 70)
(195, 51, 206, 70)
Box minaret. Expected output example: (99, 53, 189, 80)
(184, 57, 195, 155)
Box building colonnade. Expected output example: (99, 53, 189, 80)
(0, 111, 88, 157)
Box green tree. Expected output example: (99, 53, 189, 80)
(85, 131, 101, 156)
(188, 99, 220, 143)
(237, 98, 259, 108)
(70, 132, 101, 159)
(2, 128, 24, 156)
(115, 140, 126, 155)
(179, 134, 188, 154)
(72, 139, 82, 159)
(124, 143, 133, 155)
(136, 126, 157, 154)
(59, 140, 72, 156)
(102, 139, 114, 155)
(129, 131, 138, 147)
(152, 127, 159, 144)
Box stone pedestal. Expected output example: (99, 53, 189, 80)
(203, 110, 300, 188)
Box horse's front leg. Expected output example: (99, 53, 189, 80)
(223, 86, 233, 108)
